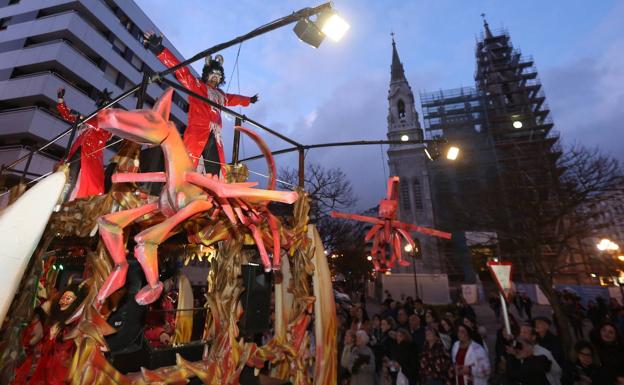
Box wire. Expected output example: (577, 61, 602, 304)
(380, 144, 388, 182)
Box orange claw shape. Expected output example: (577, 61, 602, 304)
(95, 88, 297, 303)
(331, 176, 451, 271)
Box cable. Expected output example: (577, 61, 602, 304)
(380, 144, 388, 182)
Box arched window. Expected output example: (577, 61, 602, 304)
(413, 179, 423, 210)
(400, 179, 410, 210)
(397, 99, 406, 120)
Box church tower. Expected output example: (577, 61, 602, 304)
(386, 36, 443, 274)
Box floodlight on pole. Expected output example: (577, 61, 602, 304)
(513, 120, 523, 129)
(597, 238, 619, 251)
(401, 134, 409, 142)
(404, 244, 413, 253)
(294, 8, 349, 48)
(446, 146, 460, 161)
(366, 255, 373, 261)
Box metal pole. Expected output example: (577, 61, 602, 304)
(500, 292, 511, 335)
(3, 84, 141, 171)
(298, 147, 305, 188)
(232, 117, 242, 164)
(20, 150, 34, 183)
(238, 138, 446, 163)
(412, 252, 419, 299)
(153, 3, 332, 81)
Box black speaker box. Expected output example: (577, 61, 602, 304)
(238, 264, 272, 337)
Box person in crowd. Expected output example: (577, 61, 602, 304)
(420, 327, 453, 385)
(340, 330, 356, 385)
(404, 296, 415, 315)
(609, 298, 622, 319)
(383, 291, 394, 307)
(534, 316, 565, 366)
(590, 322, 624, 384)
(390, 328, 419, 385)
(343, 330, 375, 385)
(561, 341, 606, 385)
(439, 317, 456, 351)
(425, 309, 439, 328)
(564, 294, 585, 340)
(505, 336, 552, 385)
(378, 317, 397, 368)
(489, 294, 502, 320)
(370, 314, 382, 346)
(461, 317, 486, 350)
(414, 298, 426, 319)
(493, 313, 519, 372)
(351, 304, 370, 332)
(512, 291, 525, 319)
(457, 297, 477, 322)
(519, 323, 561, 385)
(397, 308, 410, 330)
(451, 324, 490, 385)
(409, 313, 426, 350)
(521, 292, 534, 321)
(586, 300, 603, 329)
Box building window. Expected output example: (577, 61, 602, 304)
(0, 17, 11, 30)
(400, 179, 410, 210)
(413, 179, 423, 210)
(397, 99, 406, 121)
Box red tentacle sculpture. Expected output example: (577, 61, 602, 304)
(95, 88, 298, 305)
(331, 176, 451, 271)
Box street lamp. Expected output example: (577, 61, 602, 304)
(400, 134, 409, 142)
(424, 142, 460, 161)
(404, 244, 413, 252)
(597, 238, 619, 251)
(294, 8, 350, 48)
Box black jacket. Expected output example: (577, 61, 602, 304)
(506, 355, 551, 385)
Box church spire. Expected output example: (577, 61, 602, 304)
(390, 33, 406, 83)
(481, 13, 493, 39)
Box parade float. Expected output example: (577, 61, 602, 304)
(0, 3, 454, 384)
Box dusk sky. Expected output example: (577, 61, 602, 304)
(136, 0, 624, 210)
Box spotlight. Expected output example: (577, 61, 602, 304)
(590, 273, 597, 278)
(401, 134, 409, 142)
(618, 256, 624, 262)
(446, 146, 460, 160)
(512, 120, 523, 129)
(404, 244, 413, 252)
(366, 255, 373, 261)
(318, 11, 350, 42)
(293, 9, 349, 48)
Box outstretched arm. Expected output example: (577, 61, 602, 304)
(56, 88, 77, 123)
(225, 93, 258, 107)
(143, 31, 201, 93)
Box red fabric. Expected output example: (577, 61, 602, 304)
(156, 48, 252, 174)
(57, 101, 111, 198)
(455, 346, 472, 385)
(26, 329, 74, 385)
(10, 321, 41, 385)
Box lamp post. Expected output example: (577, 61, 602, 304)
(596, 238, 623, 304)
(405, 243, 419, 300)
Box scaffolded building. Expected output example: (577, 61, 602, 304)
(422, 20, 562, 282)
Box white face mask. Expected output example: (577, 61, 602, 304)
(207, 71, 222, 85)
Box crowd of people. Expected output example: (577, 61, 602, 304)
(337, 289, 624, 385)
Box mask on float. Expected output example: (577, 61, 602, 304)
(201, 54, 225, 87)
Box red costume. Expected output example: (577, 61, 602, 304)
(156, 48, 253, 176)
(56, 101, 111, 199)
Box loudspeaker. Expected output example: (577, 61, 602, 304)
(238, 264, 272, 337)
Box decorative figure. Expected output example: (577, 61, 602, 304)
(144, 32, 258, 176)
(56, 88, 112, 199)
(95, 88, 297, 305)
(331, 176, 452, 271)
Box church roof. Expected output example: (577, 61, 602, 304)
(391, 36, 407, 83)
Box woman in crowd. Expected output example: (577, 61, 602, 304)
(390, 328, 419, 385)
(350, 304, 370, 332)
(439, 318, 456, 351)
(340, 330, 356, 384)
(451, 324, 490, 385)
(562, 341, 606, 385)
(420, 327, 453, 385)
(344, 330, 375, 385)
(591, 322, 624, 383)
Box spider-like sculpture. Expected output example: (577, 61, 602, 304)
(331, 176, 451, 271)
(96, 88, 298, 305)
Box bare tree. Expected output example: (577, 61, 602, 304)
(475, 144, 622, 353)
(280, 163, 372, 281)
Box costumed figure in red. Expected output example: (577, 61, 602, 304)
(18, 282, 88, 385)
(56, 88, 112, 200)
(143, 32, 258, 177)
